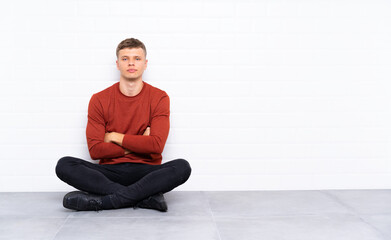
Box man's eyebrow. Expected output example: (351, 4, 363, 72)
(120, 55, 142, 58)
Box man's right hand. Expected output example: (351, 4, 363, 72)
(143, 127, 150, 136)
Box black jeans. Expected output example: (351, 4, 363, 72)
(55, 156, 191, 208)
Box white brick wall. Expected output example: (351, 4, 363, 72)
(0, 0, 390, 191)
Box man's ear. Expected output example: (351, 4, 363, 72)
(116, 60, 119, 70)
(144, 59, 148, 70)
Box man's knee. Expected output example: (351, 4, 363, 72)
(173, 159, 191, 184)
(55, 156, 77, 179)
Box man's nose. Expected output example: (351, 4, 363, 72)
(128, 61, 135, 66)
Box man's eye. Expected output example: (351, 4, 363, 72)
(136, 58, 140, 60)
(122, 58, 127, 61)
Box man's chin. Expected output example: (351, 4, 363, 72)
(121, 76, 142, 82)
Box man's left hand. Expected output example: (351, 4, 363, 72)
(104, 132, 125, 146)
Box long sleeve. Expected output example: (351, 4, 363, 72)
(122, 94, 170, 154)
(86, 94, 125, 160)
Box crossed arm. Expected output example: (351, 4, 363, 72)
(86, 93, 170, 160)
(104, 127, 150, 155)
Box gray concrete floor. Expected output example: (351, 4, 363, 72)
(0, 190, 390, 240)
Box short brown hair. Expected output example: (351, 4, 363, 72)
(116, 38, 147, 58)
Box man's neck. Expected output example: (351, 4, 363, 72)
(119, 78, 144, 97)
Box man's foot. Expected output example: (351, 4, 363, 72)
(63, 191, 104, 211)
(135, 193, 168, 212)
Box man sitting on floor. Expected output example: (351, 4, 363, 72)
(55, 38, 191, 212)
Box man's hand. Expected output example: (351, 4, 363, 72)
(105, 127, 149, 144)
(104, 132, 125, 145)
(105, 128, 149, 155)
(143, 127, 150, 136)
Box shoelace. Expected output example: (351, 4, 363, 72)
(88, 199, 101, 212)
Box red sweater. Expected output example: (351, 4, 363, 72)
(86, 82, 170, 165)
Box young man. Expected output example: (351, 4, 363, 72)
(55, 38, 191, 212)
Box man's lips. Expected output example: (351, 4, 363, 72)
(127, 69, 137, 73)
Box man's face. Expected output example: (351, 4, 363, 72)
(116, 48, 148, 82)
